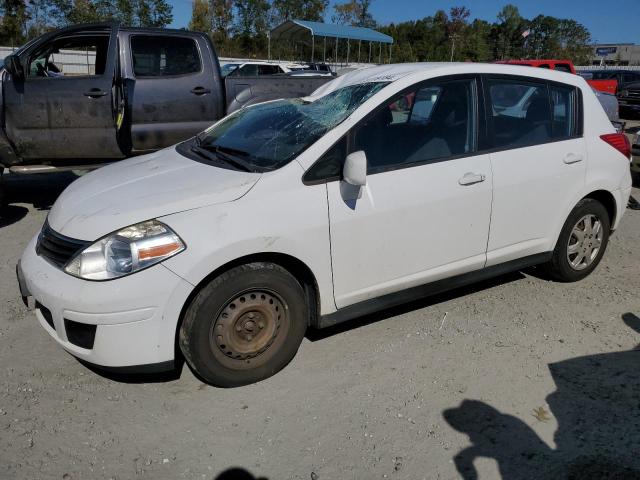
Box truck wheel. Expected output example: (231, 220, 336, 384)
(543, 198, 610, 282)
(179, 263, 308, 387)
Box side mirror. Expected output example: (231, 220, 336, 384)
(4, 55, 23, 80)
(343, 150, 367, 186)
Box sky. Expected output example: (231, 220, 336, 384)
(168, 0, 640, 45)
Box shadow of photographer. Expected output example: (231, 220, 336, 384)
(444, 313, 640, 479)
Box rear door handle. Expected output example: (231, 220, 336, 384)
(458, 172, 486, 186)
(191, 87, 211, 95)
(563, 153, 584, 164)
(83, 88, 108, 98)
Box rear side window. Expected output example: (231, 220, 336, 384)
(131, 36, 201, 77)
(486, 78, 577, 149)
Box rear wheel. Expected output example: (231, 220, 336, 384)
(179, 263, 308, 387)
(544, 198, 611, 282)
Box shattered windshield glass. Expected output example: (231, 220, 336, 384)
(178, 82, 388, 172)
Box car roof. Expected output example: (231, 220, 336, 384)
(310, 62, 585, 99)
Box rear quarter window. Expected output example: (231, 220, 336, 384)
(131, 35, 201, 77)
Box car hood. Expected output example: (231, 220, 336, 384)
(48, 147, 261, 240)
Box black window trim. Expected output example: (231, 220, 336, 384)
(480, 73, 583, 155)
(303, 74, 482, 185)
(129, 33, 204, 79)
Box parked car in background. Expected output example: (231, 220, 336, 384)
(0, 24, 333, 201)
(579, 69, 640, 92)
(222, 61, 301, 77)
(287, 62, 336, 76)
(631, 130, 640, 178)
(17, 63, 632, 387)
(617, 82, 640, 118)
(496, 59, 618, 94)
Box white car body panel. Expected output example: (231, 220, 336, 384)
(160, 160, 337, 315)
(486, 138, 587, 266)
(327, 154, 493, 308)
(47, 147, 260, 240)
(19, 62, 632, 369)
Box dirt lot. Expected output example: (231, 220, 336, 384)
(1, 163, 639, 479)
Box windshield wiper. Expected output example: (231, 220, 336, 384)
(190, 145, 253, 172)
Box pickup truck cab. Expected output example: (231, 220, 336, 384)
(0, 24, 331, 176)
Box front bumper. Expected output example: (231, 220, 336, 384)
(19, 234, 193, 370)
(619, 99, 640, 112)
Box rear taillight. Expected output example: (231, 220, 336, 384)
(600, 133, 631, 160)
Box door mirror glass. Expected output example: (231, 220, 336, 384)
(343, 150, 367, 186)
(4, 55, 23, 79)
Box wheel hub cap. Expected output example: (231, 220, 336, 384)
(567, 214, 603, 271)
(212, 291, 284, 361)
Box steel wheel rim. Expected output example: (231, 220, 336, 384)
(209, 289, 288, 369)
(567, 214, 603, 271)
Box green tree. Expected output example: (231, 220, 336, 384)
(332, 0, 375, 28)
(233, 0, 270, 55)
(51, 0, 172, 27)
(188, 0, 210, 32)
(447, 6, 469, 61)
(493, 4, 526, 60)
(0, 0, 28, 46)
(272, 0, 327, 23)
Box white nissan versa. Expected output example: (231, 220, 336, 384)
(18, 63, 632, 387)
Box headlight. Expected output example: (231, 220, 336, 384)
(65, 220, 185, 280)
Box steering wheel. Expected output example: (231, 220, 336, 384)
(35, 62, 49, 77)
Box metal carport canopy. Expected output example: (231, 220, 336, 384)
(270, 20, 394, 44)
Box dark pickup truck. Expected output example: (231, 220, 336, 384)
(0, 24, 332, 183)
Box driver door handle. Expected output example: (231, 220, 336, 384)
(83, 88, 108, 98)
(191, 86, 211, 95)
(458, 172, 486, 186)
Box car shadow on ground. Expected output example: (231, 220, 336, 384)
(77, 357, 185, 385)
(1, 170, 77, 217)
(443, 313, 640, 480)
(214, 468, 268, 480)
(306, 271, 525, 342)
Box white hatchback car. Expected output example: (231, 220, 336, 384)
(18, 63, 633, 386)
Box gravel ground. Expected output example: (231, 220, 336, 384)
(1, 166, 639, 479)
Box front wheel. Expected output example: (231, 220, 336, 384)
(179, 263, 308, 387)
(544, 198, 611, 282)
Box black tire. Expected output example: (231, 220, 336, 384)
(543, 198, 611, 282)
(0, 169, 5, 210)
(179, 262, 308, 387)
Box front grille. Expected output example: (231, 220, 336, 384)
(36, 221, 90, 268)
(627, 89, 640, 99)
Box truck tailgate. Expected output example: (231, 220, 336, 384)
(587, 79, 618, 95)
